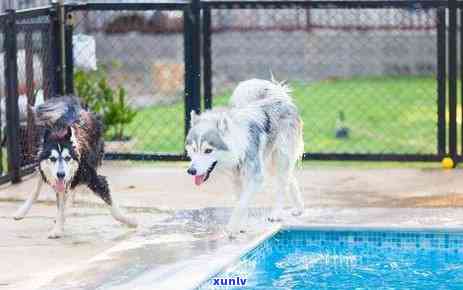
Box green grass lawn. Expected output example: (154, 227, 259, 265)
(123, 75, 437, 155)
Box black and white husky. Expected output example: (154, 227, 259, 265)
(13, 96, 137, 238)
(185, 78, 304, 237)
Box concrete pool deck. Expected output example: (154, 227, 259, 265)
(2, 162, 463, 290)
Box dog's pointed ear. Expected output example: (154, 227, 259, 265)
(217, 117, 228, 134)
(270, 70, 276, 83)
(190, 110, 199, 126)
(64, 126, 72, 141)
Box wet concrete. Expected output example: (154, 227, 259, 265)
(33, 207, 463, 290)
(2, 162, 463, 290)
(0, 201, 169, 290)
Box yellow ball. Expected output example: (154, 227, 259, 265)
(442, 157, 454, 169)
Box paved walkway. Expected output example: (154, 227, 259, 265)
(1, 162, 463, 290)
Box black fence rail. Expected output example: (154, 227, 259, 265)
(0, 0, 463, 184)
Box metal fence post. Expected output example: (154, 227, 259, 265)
(203, 7, 212, 110)
(460, 7, 463, 158)
(65, 11, 74, 95)
(4, 9, 21, 183)
(437, 8, 446, 157)
(50, 3, 64, 96)
(184, 0, 201, 137)
(25, 30, 36, 166)
(448, 0, 458, 162)
(41, 28, 51, 99)
(58, 0, 67, 95)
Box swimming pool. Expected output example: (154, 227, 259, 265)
(197, 228, 463, 289)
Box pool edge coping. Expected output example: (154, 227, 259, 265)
(184, 225, 283, 290)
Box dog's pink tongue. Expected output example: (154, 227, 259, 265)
(54, 180, 66, 192)
(194, 175, 205, 186)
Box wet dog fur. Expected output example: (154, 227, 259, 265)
(185, 78, 304, 237)
(13, 96, 137, 238)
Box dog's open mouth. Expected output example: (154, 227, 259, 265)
(53, 180, 66, 193)
(194, 161, 217, 186)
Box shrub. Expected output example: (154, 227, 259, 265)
(74, 68, 137, 141)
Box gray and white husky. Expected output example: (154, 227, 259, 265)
(13, 96, 137, 238)
(185, 78, 305, 237)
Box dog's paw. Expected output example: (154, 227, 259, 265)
(226, 223, 246, 239)
(291, 208, 304, 217)
(125, 217, 138, 228)
(227, 230, 246, 240)
(267, 215, 283, 223)
(12, 213, 25, 221)
(111, 206, 138, 228)
(12, 207, 28, 220)
(227, 232, 238, 240)
(267, 209, 284, 223)
(267, 216, 283, 223)
(48, 228, 64, 239)
(116, 215, 138, 228)
(226, 228, 239, 239)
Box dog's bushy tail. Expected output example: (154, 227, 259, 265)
(230, 76, 292, 108)
(34, 96, 81, 129)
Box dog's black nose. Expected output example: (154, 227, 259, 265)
(187, 167, 197, 175)
(57, 172, 65, 179)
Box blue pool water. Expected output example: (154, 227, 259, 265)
(198, 229, 463, 289)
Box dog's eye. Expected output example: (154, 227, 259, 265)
(50, 157, 57, 162)
(64, 156, 71, 162)
(204, 148, 213, 154)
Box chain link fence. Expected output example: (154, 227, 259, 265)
(67, 3, 440, 159)
(71, 7, 186, 156)
(15, 15, 54, 165)
(0, 1, 459, 183)
(0, 8, 55, 183)
(209, 7, 438, 156)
